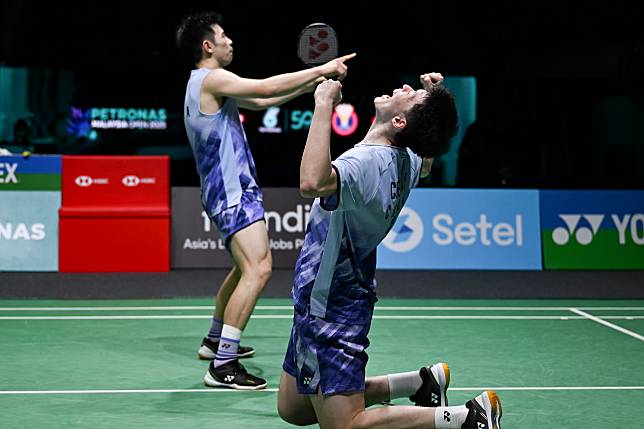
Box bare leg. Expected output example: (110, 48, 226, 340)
(310, 390, 437, 429)
(277, 371, 318, 426)
(278, 372, 428, 427)
(364, 376, 390, 407)
(214, 265, 241, 320)
(224, 221, 272, 330)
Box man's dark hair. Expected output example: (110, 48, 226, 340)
(176, 12, 224, 63)
(393, 85, 458, 158)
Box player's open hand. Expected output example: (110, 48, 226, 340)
(421, 72, 444, 89)
(314, 79, 342, 107)
(320, 53, 356, 81)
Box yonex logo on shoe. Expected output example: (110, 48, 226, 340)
(443, 411, 450, 422)
(478, 423, 485, 429)
(303, 377, 312, 385)
(552, 214, 604, 246)
(431, 393, 438, 404)
(224, 375, 234, 382)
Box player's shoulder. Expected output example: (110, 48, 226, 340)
(202, 68, 238, 88)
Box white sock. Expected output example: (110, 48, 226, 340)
(434, 405, 468, 429)
(213, 324, 242, 368)
(387, 370, 423, 399)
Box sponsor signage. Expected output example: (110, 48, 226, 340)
(540, 190, 644, 269)
(0, 192, 61, 271)
(377, 189, 542, 269)
(0, 155, 61, 191)
(172, 187, 310, 268)
(0, 155, 61, 271)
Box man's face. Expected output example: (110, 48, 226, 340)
(374, 84, 428, 121)
(208, 24, 233, 66)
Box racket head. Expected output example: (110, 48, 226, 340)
(297, 22, 338, 67)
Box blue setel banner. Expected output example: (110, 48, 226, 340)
(377, 189, 542, 270)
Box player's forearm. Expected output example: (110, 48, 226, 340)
(300, 101, 334, 196)
(261, 67, 322, 98)
(259, 86, 307, 108)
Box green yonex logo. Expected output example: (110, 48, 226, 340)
(552, 215, 604, 245)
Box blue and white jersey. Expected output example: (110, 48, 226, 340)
(184, 68, 262, 217)
(293, 143, 423, 324)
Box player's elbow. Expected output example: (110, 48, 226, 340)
(299, 180, 319, 198)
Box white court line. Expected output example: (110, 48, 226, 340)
(569, 308, 644, 342)
(0, 306, 643, 311)
(1, 315, 644, 321)
(1, 386, 643, 395)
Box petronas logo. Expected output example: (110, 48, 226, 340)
(552, 214, 604, 246)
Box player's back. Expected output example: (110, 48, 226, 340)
(293, 143, 422, 324)
(183, 68, 262, 217)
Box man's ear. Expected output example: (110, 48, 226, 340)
(391, 115, 407, 130)
(202, 39, 214, 54)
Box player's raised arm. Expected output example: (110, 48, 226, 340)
(203, 54, 355, 100)
(299, 80, 343, 198)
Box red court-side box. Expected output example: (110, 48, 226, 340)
(59, 156, 170, 272)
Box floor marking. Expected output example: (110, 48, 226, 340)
(0, 306, 643, 312)
(1, 386, 643, 395)
(570, 308, 644, 342)
(1, 315, 643, 321)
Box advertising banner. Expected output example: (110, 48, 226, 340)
(377, 189, 542, 270)
(541, 190, 644, 269)
(0, 155, 61, 271)
(172, 187, 310, 268)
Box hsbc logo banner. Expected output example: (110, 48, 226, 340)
(171, 187, 310, 268)
(377, 189, 542, 270)
(540, 191, 644, 269)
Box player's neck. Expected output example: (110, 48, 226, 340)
(196, 57, 223, 70)
(362, 124, 393, 147)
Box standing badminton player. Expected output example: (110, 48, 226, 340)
(176, 11, 355, 389)
(277, 75, 503, 428)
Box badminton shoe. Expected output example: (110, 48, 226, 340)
(410, 362, 450, 407)
(204, 360, 267, 390)
(462, 390, 502, 429)
(197, 337, 255, 360)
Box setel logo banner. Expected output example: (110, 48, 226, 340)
(377, 189, 542, 269)
(540, 190, 644, 269)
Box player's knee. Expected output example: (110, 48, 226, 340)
(277, 403, 312, 426)
(256, 256, 272, 283)
(348, 413, 370, 429)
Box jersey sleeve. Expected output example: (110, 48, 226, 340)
(320, 147, 379, 212)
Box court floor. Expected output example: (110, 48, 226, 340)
(1, 297, 643, 428)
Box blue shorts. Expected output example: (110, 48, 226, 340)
(212, 193, 265, 251)
(282, 307, 371, 396)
